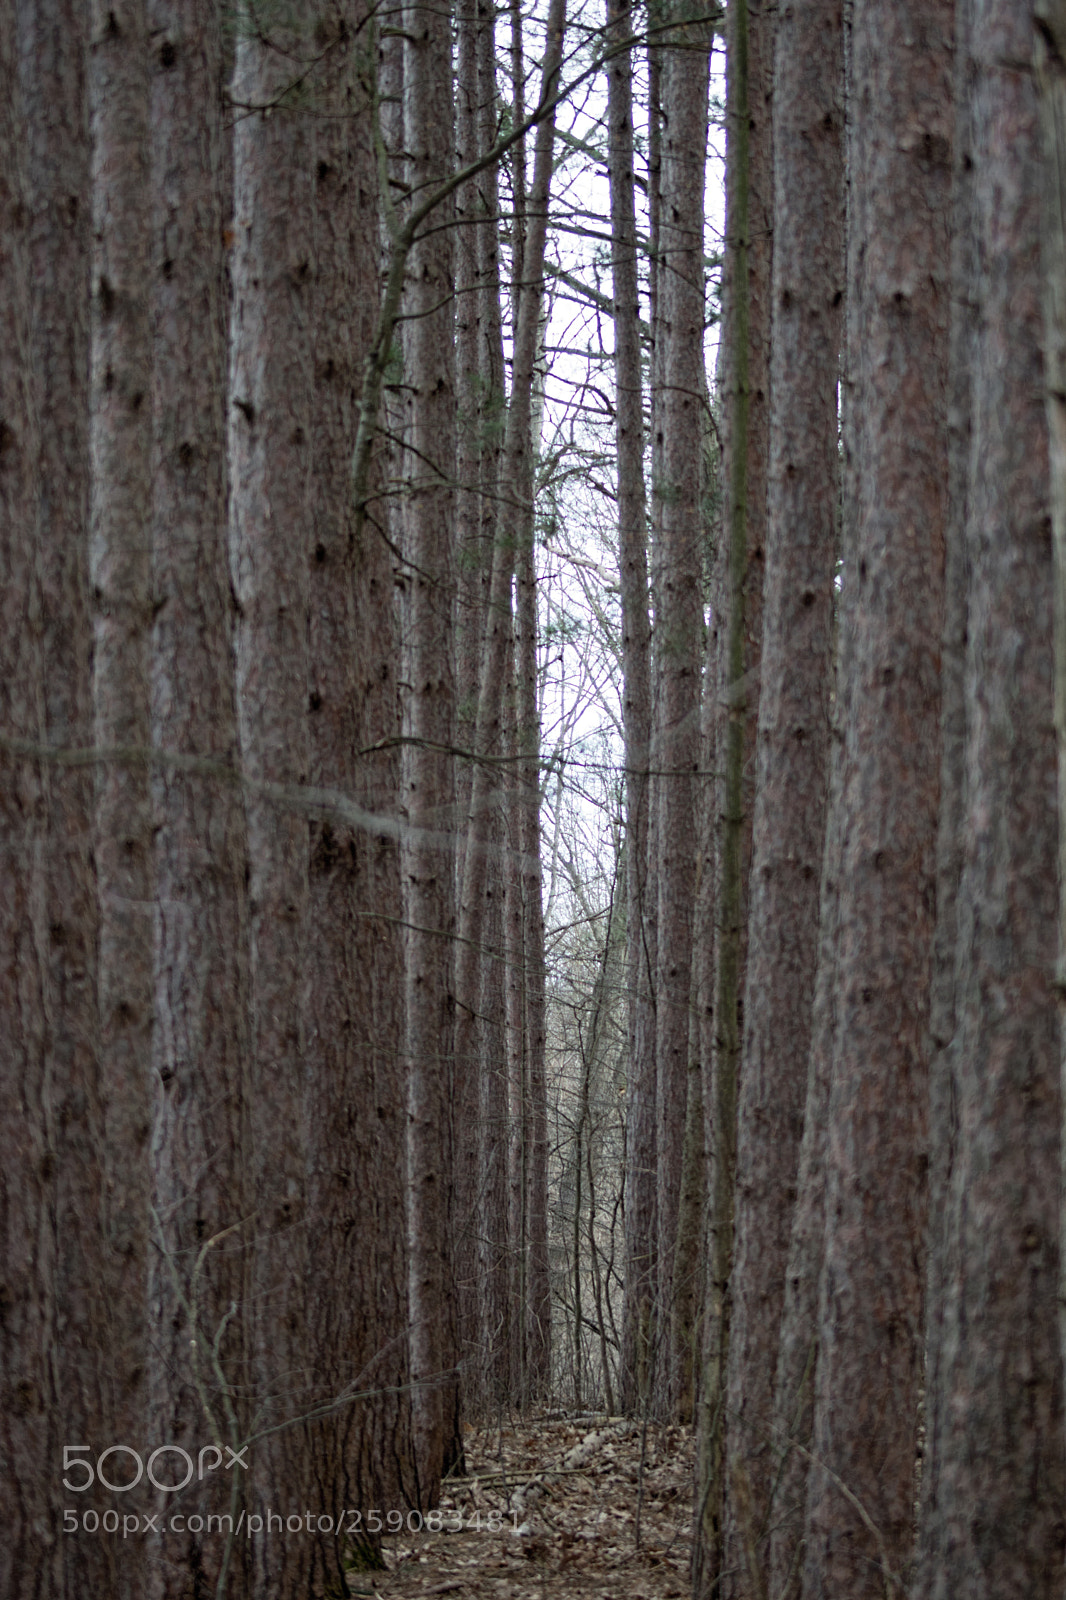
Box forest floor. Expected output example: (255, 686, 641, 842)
(362, 1413, 694, 1600)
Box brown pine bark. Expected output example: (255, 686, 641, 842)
(304, 3, 413, 1573)
(913, 0, 974, 1582)
(611, 0, 657, 1419)
(801, 1, 953, 1593)
(696, 0, 773, 1581)
(228, 14, 313, 1591)
(18, 6, 107, 1595)
(651, 0, 709, 1420)
(913, 3, 1065, 1593)
(0, 10, 54, 1589)
(719, 2, 843, 1589)
(148, 3, 252, 1590)
(452, 0, 565, 1413)
(88, 6, 152, 1593)
(1038, 0, 1066, 1517)
(402, 0, 458, 1503)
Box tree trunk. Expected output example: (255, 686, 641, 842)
(18, 6, 107, 1595)
(452, 0, 565, 1415)
(148, 3, 252, 1592)
(652, 0, 709, 1422)
(696, 0, 773, 1579)
(88, 6, 152, 1593)
(228, 13, 314, 1589)
(402, 0, 458, 1503)
(611, 0, 656, 1420)
(802, 1, 953, 1592)
(718, 1, 843, 1589)
(0, 9, 55, 1587)
(303, 3, 413, 1575)
(913, 2, 1065, 1593)
(1037, 0, 1066, 1509)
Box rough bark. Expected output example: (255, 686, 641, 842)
(913, 0, 975, 1583)
(304, 3, 413, 1576)
(801, 2, 953, 1593)
(0, 10, 54, 1589)
(696, 0, 773, 1581)
(148, 3, 252, 1592)
(612, 0, 657, 1420)
(652, 0, 709, 1421)
(913, 3, 1065, 1594)
(1037, 0, 1066, 1498)
(228, 13, 313, 1590)
(452, 0, 565, 1415)
(18, 6, 106, 1595)
(88, 6, 152, 1593)
(402, 0, 458, 1503)
(719, 2, 843, 1590)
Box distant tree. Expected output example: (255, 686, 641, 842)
(651, 0, 710, 1423)
(610, 0, 656, 1418)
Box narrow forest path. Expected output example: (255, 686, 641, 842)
(365, 1417, 694, 1600)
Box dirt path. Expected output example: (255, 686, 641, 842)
(361, 1415, 694, 1600)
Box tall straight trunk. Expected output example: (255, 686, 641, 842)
(148, 3, 252, 1592)
(18, 7, 106, 1596)
(504, 672, 529, 1402)
(914, 3, 1065, 1594)
(454, 0, 481, 891)
(611, 0, 656, 1419)
(303, 4, 413, 1575)
(514, 406, 550, 1410)
(767, 9, 859, 1590)
(718, 1, 843, 1591)
(88, 7, 152, 1594)
(480, 786, 513, 1404)
(802, 1, 953, 1592)
(1038, 0, 1066, 1494)
(913, 0, 975, 1583)
(652, 0, 709, 1422)
(0, 9, 53, 1589)
(402, 0, 457, 1504)
(449, 0, 507, 1404)
(228, 13, 313, 1591)
(696, 0, 773, 1578)
(453, 0, 565, 1406)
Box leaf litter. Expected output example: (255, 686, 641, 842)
(367, 1414, 694, 1600)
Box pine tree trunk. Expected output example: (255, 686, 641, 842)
(88, 6, 153, 1593)
(228, 13, 314, 1590)
(402, 0, 458, 1502)
(18, 7, 107, 1595)
(718, 2, 843, 1589)
(652, 0, 709, 1421)
(611, 0, 657, 1420)
(913, 0, 975, 1580)
(0, 8, 55, 1587)
(452, 0, 565, 1415)
(802, 1, 953, 1592)
(304, 3, 412, 1573)
(148, 4, 252, 1592)
(913, 2, 1066, 1593)
(1037, 0, 1066, 1511)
